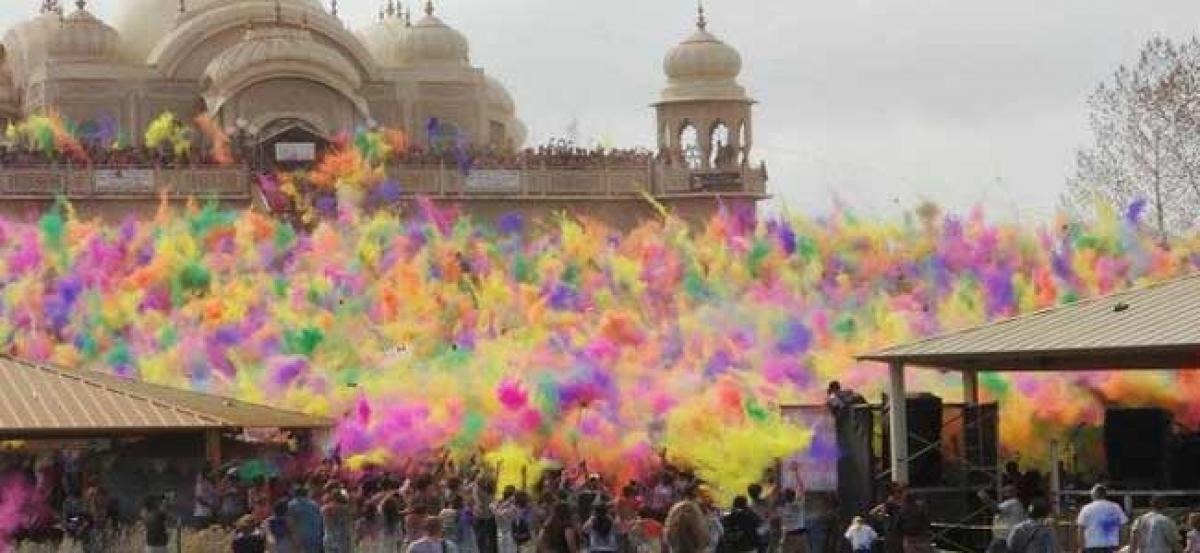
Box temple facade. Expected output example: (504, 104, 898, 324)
(0, 0, 767, 226)
(2, 0, 525, 148)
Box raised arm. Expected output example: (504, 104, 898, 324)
(790, 462, 805, 495)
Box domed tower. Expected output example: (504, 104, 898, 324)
(396, 0, 470, 68)
(0, 47, 17, 125)
(358, 0, 409, 68)
(656, 2, 753, 173)
(49, 1, 121, 63)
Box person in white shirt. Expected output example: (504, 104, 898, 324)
(408, 515, 460, 553)
(777, 488, 808, 553)
(193, 471, 217, 528)
(981, 486, 1026, 553)
(1131, 496, 1179, 553)
(1076, 485, 1128, 553)
(844, 516, 878, 553)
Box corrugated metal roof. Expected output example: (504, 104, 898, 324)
(0, 356, 332, 436)
(858, 272, 1200, 371)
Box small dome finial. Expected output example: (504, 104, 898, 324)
(696, 0, 707, 30)
(274, 0, 283, 23)
(386, 0, 396, 17)
(405, 6, 412, 25)
(179, 0, 186, 14)
(425, 0, 434, 16)
(74, 0, 85, 11)
(331, 0, 338, 18)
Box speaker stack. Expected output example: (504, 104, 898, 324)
(1104, 408, 1172, 489)
(907, 393, 944, 486)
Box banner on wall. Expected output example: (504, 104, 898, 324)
(465, 170, 522, 193)
(275, 142, 316, 162)
(94, 169, 156, 194)
(779, 405, 839, 492)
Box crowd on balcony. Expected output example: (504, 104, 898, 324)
(0, 136, 667, 173)
(0, 142, 247, 169)
(396, 140, 655, 171)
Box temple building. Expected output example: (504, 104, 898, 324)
(1, 0, 525, 148)
(0, 0, 767, 226)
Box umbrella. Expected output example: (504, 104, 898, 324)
(235, 459, 281, 482)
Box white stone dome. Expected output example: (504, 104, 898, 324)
(2, 12, 63, 84)
(114, 0, 324, 62)
(663, 26, 741, 83)
(0, 64, 16, 113)
(484, 75, 515, 114)
(358, 13, 408, 68)
(203, 25, 362, 111)
(396, 4, 469, 67)
(49, 6, 121, 62)
(659, 14, 748, 103)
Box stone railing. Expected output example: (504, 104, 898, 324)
(0, 166, 252, 199)
(387, 162, 767, 198)
(0, 162, 767, 202)
(388, 164, 655, 197)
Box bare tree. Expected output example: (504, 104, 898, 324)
(1064, 37, 1200, 238)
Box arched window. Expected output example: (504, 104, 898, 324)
(737, 120, 748, 166)
(680, 122, 702, 170)
(709, 122, 730, 169)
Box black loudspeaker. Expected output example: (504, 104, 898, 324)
(833, 403, 874, 517)
(964, 403, 999, 486)
(1170, 433, 1200, 489)
(1104, 408, 1172, 488)
(907, 393, 944, 486)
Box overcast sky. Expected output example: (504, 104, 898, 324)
(5, 0, 1200, 219)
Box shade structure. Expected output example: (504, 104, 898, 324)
(0, 354, 332, 438)
(859, 272, 1200, 372)
(854, 272, 1200, 484)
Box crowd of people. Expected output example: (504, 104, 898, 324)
(0, 139, 659, 173)
(156, 457, 827, 553)
(970, 482, 1200, 553)
(8, 446, 1200, 553)
(0, 142, 244, 169)
(395, 142, 655, 171)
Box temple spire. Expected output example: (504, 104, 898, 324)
(696, 0, 707, 30)
(425, 0, 433, 16)
(74, 0, 84, 11)
(274, 0, 282, 23)
(386, 0, 396, 17)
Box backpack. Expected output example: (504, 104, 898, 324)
(1007, 525, 1049, 553)
(719, 513, 749, 553)
(513, 515, 533, 544)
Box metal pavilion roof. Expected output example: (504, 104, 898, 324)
(0, 355, 332, 438)
(857, 272, 1200, 371)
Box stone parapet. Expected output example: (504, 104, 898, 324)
(0, 167, 252, 199)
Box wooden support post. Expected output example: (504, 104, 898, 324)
(888, 361, 909, 485)
(1049, 440, 1061, 516)
(204, 429, 222, 467)
(963, 370, 979, 406)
